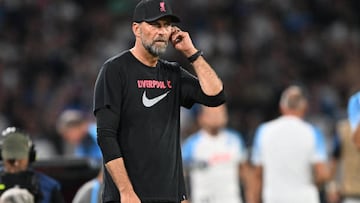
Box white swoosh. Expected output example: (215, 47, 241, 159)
(142, 90, 170, 107)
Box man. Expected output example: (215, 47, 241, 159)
(0, 127, 64, 203)
(250, 85, 330, 203)
(92, 0, 225, 202)
(56, 109, 101, 165)
(326, 118, 360, 203)
(182, 104, 248, 203)
(325, 90, 360, 203)
(348, 91, 360, 149)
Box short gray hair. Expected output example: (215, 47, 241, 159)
(280, 85, 307, 110)
(56, 109, 86, 133)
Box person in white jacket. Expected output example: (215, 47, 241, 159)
(251, 85, 330, 203)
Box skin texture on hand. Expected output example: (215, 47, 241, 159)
(170, 26, 197, 57)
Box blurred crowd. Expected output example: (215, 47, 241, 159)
(1, 0, 359, 151)
(0, 0, 359, 158)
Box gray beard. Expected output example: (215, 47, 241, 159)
(143, 41, 168, 57)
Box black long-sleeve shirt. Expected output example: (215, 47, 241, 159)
(93, 50, 225, 202)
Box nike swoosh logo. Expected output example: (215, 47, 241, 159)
(142, 90, 170, 107)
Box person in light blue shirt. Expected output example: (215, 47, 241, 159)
(56, 110, 102, 165)
(182, 104, 248, 203)
(76, 122, 102, 161)
(347, 91, 360, 149)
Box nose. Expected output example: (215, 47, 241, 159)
(157, 27, 167, 35)
(13, 160, 19, 166)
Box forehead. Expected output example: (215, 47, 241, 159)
(145, 16, 173, 24)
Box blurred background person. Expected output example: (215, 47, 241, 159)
(0, 127, 64, 203)
(347, 91, 360, 149)
(326, 90, 360, 203)
(0, 0, 359, 201)
(0, 186, 34, 203)
(250, 85, 330, 203)
(0, 0, 358, 167)
(182, 104, 249, 203)
(56, 109, 102, 166)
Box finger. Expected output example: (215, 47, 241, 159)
(171, 32, 182, 44)
(172, 26, 181, 33)
(172, 32, 181, 41)
(175, 35, 183, 43)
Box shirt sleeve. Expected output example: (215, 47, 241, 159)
(95, 107, 122, 163)
(181, 133, 201, 165)
(232, 130, 248, 164)
(179, 67, 225, 109)
(251, 124, 265, 165)
(347, 91, 360, 132)
(310, 126, 328, 163)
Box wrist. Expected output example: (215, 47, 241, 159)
(187, 50, 203, 63)
(119, 186, 134, 193)
(183, 48, 198, 57)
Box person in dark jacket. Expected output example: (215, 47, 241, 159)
(0, 127, 65, 203)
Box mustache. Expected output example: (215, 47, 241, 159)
(154, 38, 168, 43)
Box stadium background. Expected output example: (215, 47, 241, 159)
(0, 0, 359, 201)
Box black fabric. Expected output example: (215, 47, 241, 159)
(133, 0, 180, 23)
(0, 171, 42, 202)
(179, 68, 225, 108)
(50, 187, 65, 203)
(96, 107, 122, 162)
(93, 50, 222, 202)
(331, 133, 341, 159)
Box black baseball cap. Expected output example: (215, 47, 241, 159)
(133, 0, 180, 23)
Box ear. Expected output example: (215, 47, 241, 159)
(132, 22, 141, 38)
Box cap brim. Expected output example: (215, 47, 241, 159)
(2, 151, 28, 160)
(144, 14, 180, 23)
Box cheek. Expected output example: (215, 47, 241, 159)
(21, 163, 28, 170)
(4, 161, 28, 172)
(166, 32, 172, 40)
(139, 30, 152, 43)
(164, 28, 172, 38)
(140, 27, 152, 37)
